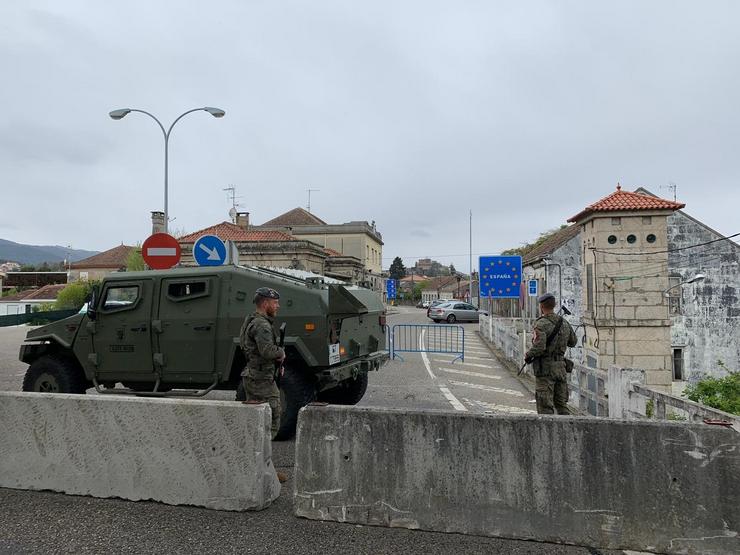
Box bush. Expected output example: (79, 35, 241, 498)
(55, 281, 96, 310)
(683, 365, 740, 416)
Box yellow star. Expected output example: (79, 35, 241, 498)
(505, 261, 510, 265)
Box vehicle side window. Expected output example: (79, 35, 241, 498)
(454, 303, 466, 309)
(102, 285, 139, 311)
(166, 280, 209, 302)
(464, 304, 476, 310)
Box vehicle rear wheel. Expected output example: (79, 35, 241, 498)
(317, 373, 368, 405)
(22, 355, 87, 394)
(274, 365, 316, 441)
(446, 314, 456, 323)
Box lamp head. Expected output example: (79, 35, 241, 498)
(204, 107, 226, 118)
(687, 273, 706, 284)
(109, 108, 131, 120)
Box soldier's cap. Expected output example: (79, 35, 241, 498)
(537, 292, 555, 304)
(253, 287, 280, 303)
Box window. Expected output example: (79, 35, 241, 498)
(668, 276, 682, 315)
(102, 285, 139, 310)
(454, 304, 466, 309)
(586, 264, 594, 312)
(80, 271, 89, 281)
(168, 281, 207, 299)
(642, 216, 652, 225)
(673, 348, 684, 380)
(608, 235, 617, 244)
(627, 234, 637, 244)
(611, 217, 621, 225)
(646, 234, 656, 243)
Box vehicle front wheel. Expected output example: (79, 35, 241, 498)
(317, 373, 369, 405)
(22, 355, 87, 394)
(447, 314, 456, 323)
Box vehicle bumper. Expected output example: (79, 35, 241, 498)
(316, 350, 389, 392)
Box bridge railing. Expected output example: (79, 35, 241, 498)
(390, 324, 464, 362)
(0, 309, 78, 328)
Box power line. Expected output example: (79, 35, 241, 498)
(592, 232, 739, 256)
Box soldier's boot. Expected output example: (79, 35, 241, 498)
(276, 471, 289, 483)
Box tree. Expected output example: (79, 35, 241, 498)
(55, 281, 96, 310)
(388, 257, 406, 280)
(683, 362, 739, 415)
(126, 245, 145, 272)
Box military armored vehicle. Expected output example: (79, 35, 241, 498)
(19, 265, 389, 438)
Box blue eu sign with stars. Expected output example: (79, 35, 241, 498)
(386, 279, 397, 300)
(193, 235, 227, 266)
(479, 255, 522, 298)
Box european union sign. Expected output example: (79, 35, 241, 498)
(479, 256, 522, 299)
(386, 279, 397, 300)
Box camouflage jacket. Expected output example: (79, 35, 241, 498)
(239, 312, 285, 379)
(525, 314, 576, 374)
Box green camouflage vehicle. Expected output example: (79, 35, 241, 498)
(19, 265, 389, 438)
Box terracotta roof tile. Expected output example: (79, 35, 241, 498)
(568, 185, 685, 223)
(261, 207, 327, 227)
(324, 248, 342, 257)
(178, 222, 297, 243)
(70, 244, 134, 269)
(522, 225, 581, 265)
(0, 283, 66, 302)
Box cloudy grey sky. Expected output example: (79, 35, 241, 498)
(1, 1, 738, 269)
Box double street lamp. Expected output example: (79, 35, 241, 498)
(109, 106, 226, 234)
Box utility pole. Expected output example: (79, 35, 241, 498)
(469, 209, 473, 306)
(307, 188, 320, 213)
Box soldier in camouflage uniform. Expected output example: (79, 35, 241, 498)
(240, 287, 285, 439)
(524, 293, 577, 415)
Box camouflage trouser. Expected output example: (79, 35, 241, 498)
(243, 376, 281, 438)
(535, 366, 571, 415)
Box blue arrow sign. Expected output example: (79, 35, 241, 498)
(193, 235, 227, 266)
(479, 255, 522, 299)
(386, 279, 397, 299)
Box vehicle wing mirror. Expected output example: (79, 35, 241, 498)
(87, 285, 100, 321)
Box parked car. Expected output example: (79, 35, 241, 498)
(426, 299, 451, 317)
(428, 301, 483, 323)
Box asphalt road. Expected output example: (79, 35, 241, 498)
(0, 310, 621, 555)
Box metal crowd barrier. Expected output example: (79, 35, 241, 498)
(390, 324, 464, 362)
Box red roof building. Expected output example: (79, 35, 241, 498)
(568, 185, 685, 223)
(178, 222, 296, 243)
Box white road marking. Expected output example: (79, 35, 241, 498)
(420, 329, 467, 412)
(432, 359, 493, 369)
(434, 354, 493, 362)
(447, 380, 525, 397)
(440, 387, 467, 411)
(438, 368, 502, 380)
(463, 398, 536, 414)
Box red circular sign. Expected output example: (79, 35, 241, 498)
(142, 233, 181, 270)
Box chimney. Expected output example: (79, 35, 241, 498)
(151, 211, 166, 234)
(236, 212, 250, 230)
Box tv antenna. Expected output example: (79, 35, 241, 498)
(660, 182, 677, 201)
(223, 185, 244, 222)
(306, 188, 320, 213)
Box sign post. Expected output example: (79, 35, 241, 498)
(142, 233, 181, 270)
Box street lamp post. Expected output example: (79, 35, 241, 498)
(109, 107, 226, 233)
(662, 273, 706, 297)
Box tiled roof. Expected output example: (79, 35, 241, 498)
(70, 244, 133, 269)
(261, 207, 327, 227)
(324, 248, 342, 257)
(522, 224, 581, 265)
(0, 283, 66, 302)
(178, 222, 297, 243)
(568, 185, 685, 223)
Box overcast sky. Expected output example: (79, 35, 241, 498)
(1, 1, 738, 269)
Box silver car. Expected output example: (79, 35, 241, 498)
(427, 301, 482, 323)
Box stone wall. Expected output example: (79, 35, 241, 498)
(667, 211, 740, 379)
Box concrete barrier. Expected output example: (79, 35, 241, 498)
(0, 392, 280, 511)
(294, 406, 739, 554)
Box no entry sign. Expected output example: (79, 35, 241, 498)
(142, 233, 181, 270)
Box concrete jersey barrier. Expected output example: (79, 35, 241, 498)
(294, 405, 739, 554)
(0, 392, 280, 511)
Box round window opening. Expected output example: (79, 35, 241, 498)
(646, 234, 656, 243)
(608, 235, 617, 244)
(627, 234, 637, 244)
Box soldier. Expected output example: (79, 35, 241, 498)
(524, 293, 577, 415)
(240, 287, 287, 480)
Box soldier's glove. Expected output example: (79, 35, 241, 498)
(524, 354, 534, 364)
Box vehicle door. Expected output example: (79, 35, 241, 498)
(92, 279, 153, 377)
(462, 303, 479, 321)
(452, 303, 467, 320)
(156, 276, 219, 378)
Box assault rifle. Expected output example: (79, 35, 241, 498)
(517, 304, 571, 376)
(275, 322, 287, 385)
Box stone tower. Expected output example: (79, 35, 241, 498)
(568, 185, 685, 390)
